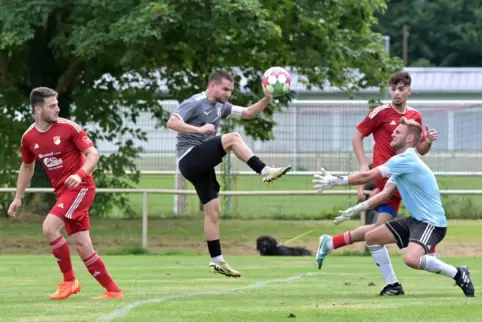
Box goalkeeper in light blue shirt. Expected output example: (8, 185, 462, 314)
(313, 117, 475, 297)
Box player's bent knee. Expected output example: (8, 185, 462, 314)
(364, 230, 378, 245)
(203, 199, 221, 221)
(42, 214, 64, 239)
(70, 231, 94, 257)
(221, 132, 242, 148)
(403, 252, 420, 269)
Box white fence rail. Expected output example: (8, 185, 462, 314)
(91, 99, 482, 173)
(1, 188, 481, 251)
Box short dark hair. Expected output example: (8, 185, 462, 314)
(209, 70, 234, 84)
(30, 87, 58, 109)
(400, 116, 422, 145)
(388, 72, 411, 87)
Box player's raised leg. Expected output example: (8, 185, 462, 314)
(221, 132, 291, 183)
(43, 214, 80, 300)
(316, 209, 395, 269)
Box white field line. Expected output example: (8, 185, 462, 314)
(96, 272, 320, 322)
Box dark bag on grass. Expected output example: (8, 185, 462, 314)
(256, 235, 312, 256)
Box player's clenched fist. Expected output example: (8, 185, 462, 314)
(424, 125, 438, 143)
(7, 198, 21, 217)
(64, 174, 82, 189)
(198, 124, 216, 134)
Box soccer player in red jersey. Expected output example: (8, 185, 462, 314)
(7, 87, 123, 300)
(315, 72, 439, 295)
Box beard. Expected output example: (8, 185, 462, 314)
(42, 115, 58, 124)
(215, 97, 226, 104)
(391, 140, 403, 150)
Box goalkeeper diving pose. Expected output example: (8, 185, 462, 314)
(312, 117, 474, 297)
(313, 72, 438, 296)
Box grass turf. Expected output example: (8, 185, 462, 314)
(0, 219, 480, 321)
(0, 255, 480, 321)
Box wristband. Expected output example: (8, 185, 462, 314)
(75, 169, 87, 181)
(353, 201, 370, 213)
(334, 176, 348, 186)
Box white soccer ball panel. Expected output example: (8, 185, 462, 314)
(268, 75, 277, 85)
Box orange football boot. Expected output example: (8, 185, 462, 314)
(91, 289, 124, 300)
(50, 279, 81, 300)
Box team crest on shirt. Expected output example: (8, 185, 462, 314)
(217, 107, 222, 117)
(53, 136, 61, 145)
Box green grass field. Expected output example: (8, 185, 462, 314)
(0, 255, 480, 322)
(1, 219, 481, 321)
(123, 174, 482, 219)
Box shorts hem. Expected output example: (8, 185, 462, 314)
(408, 239, 429, 253)
(385, 222, 404, 249)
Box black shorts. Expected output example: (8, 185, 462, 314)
(178, 136, 226, 205)
(385, 216, 446, 253)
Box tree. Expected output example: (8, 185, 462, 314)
(374, 0, 482, 67)
(0, 0, 401, 216)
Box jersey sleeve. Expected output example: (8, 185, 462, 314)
(379, 152, 414, 176)
(66, 121, 94, 152)
(73, 129, 95, 152)
(388, 175, 397, 185)
(173, 100, 199, 122)
(356, 108, 383, 137)
(20, 137, 35, 164)
(221, 102, 233, 119)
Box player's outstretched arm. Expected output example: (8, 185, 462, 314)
(238, 91, 272, 119)
(8, 162, 35, 217)
(333, 182, 397, 224)
(312, 167, 384, 192)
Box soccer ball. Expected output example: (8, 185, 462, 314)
(262, 67, 291, 97)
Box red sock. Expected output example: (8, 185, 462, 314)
(50, 236, 75, 282)
(83, 252, 118, 292)
(332, 232, 353, 249)
(429, 247, 437, 254)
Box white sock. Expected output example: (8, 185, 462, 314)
(212, 255, 224, 262)
(367, 244, 399, 285)
(261, 166, 270, 175)
(419, 255, 457, 278)
(326, 237, 334, 251)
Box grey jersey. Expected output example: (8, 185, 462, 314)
(173, 92, 233, 158)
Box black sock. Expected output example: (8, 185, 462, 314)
(247, 156, 266, 174)
(207, 239, 222, 258)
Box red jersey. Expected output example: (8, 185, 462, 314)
(356, 103, 426, 167)
(21, 118, 95, 195)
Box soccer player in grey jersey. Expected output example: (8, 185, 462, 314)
(167, 70, 291, 277)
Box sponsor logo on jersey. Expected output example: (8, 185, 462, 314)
(43, 157, 63, 169)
